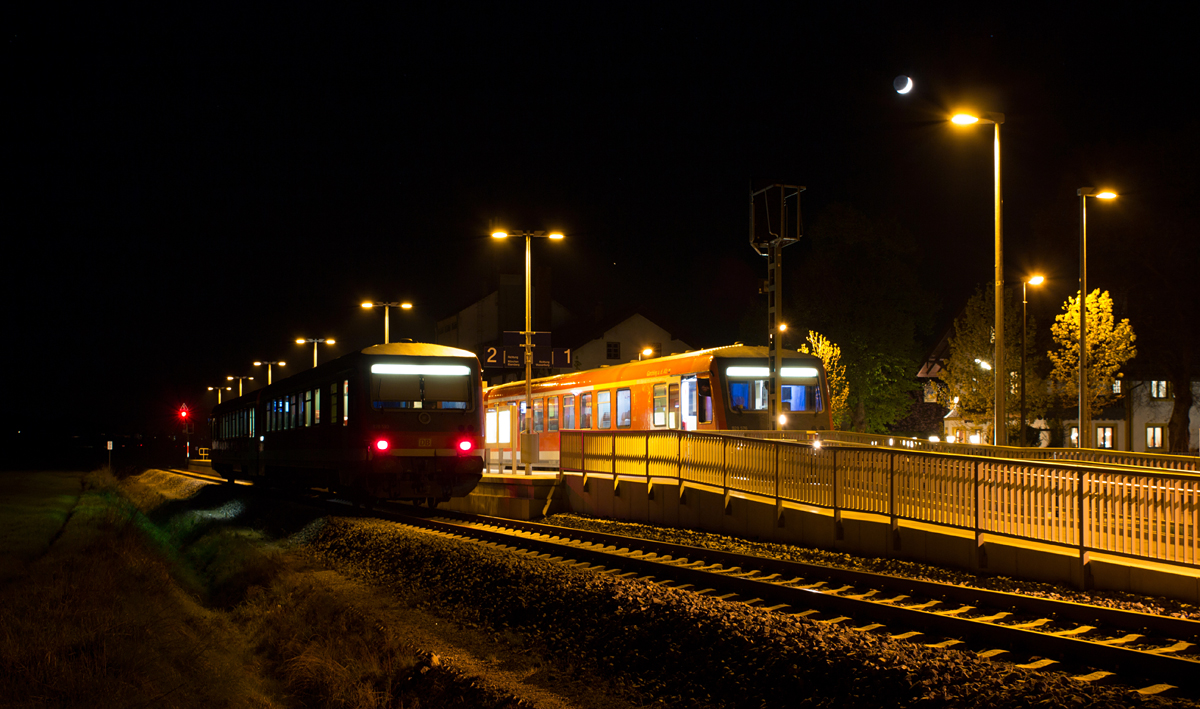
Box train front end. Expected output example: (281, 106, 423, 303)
(353, 347, 485, 502)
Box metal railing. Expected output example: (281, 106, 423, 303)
(727, 429, 1198, 471)
(560, 429, 1200, 570)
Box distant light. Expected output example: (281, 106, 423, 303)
(1027, 275, 1045, 286)
(951, 114, 980, 125)
(401, 302, 413, 309)
(279, 362, 286, 367)
(812, 439, 822, 450)
(928, 435, 940, 443)
(253, 361, 262, 366)
(1096, 191, 1117, 199)
(548, 232, 564, 240)
(491, 231, 508, 239)
(888, 438, 895, 446)
(296, 339, 306, 344)
(642, 348, 654, 356)
(893, 75, 913, 94)
(974, 358, 992, 370)
(326, 339, 335, 345)
(778, 414, 788, 425)
(227, 376, 234, 380)
(361, 302, 374, 308)
(375, 439, 389, 451)
(946, 435, 956, 443)
(778, 323, 788, 332)
(969, 434, 982, 445)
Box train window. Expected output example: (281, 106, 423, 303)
(668, 384, 679, 429)
(518, 401, 527, 433)
(330, 383, 338, 424)
(533, 399, 543, 433)
(548, 396, 559, 432)
(616, 389, 632, 428)
(563, 394, 574, 429)
(697, 378, 713, 424)
(780, 384, 821, 412)
(304, 390, 313, 427)
(598, 391, 611, 429)
(653, 384, 667, 426)
(314, 389, 321, 424)
(249, 408, 255, 437)
(371, 364, 471, 411)
(580, 393, 592, 429)
(343, 380, 349, 425)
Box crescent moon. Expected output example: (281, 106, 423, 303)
(896, 76, 913, 94)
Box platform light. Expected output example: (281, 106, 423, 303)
(491, 231, 508, 238)
(951, 113, 980, 124)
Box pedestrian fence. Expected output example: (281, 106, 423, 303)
(560, 429, 1200, 569)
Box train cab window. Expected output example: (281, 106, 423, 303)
(697, 378, 713, 424)
(653, 384, 667, 427)
(616, 388, 632, 428)
(533, 398, 544, 433)
(780, 383, 822, 412)
(580, 393, 592, 429)
(548, 396, 559, 432)
(597, 391, 611, 429)
(563, 394, 574, 429)
(370, 363, 472, 411)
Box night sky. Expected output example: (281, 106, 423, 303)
(6, 5, 1195, 437)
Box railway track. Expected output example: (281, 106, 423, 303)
(373, 506, 1200, 698)
(162, 470, 1200, 697)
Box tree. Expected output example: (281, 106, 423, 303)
(1048, 289, 1136, 418)
(786, 204, 934, 433)
(937, 285, 1049, 443)
(799, 330, 850, 429)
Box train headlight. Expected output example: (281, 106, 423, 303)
(375, 439, 390, 452)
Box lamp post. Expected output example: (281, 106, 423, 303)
(1076, 188, 1117, 449)
(638, 347, 654, 361)
(491, 229, 564, 474)
(1020, 275, 1044, 446)
(253, 360, 285, 385)
(296, 338, 335, 368)
(207, 385, 233, 404)
(360, 300, 413, 344)
(952, 111, 1006, 445)
(226, 375, 253, 397)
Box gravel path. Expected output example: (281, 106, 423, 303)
(303, 514, 1198, 708)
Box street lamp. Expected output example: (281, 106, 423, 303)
(207, 385, 233, 404)
(491, 228, 564, 474)
(1020, 275, 1044, 447)
(1076, 188, 1117, 448)
(638, 347, 654, 361)
(360, 300, 413, 344)
(226, 375, 253, 397)
(952, 111, 1006, 445)
(296, 338, 335, 368)
(253, 360, 285, 385)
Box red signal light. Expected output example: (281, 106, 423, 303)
(179, 405, 190, 420)
(375, 439, 390, 452)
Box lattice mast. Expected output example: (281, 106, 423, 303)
(750, 184, 805, 430)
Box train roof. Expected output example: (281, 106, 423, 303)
(486, 343, 822, 397)
(358, 342, 478, 358)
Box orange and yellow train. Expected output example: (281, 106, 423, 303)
(483, 344, 831, 468)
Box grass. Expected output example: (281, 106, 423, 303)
(0, 468, 524, 708)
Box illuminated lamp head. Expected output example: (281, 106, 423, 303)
(457, 438, 475, 454)
(375, 439, 390, 452)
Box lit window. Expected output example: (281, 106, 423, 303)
(547, 396, 559, 432)
(616, 388, 632, 428)
(580, 393, 592, 429)
(1147, 425, 1165, 449)
(1150, 380, 1171, 399)
(606, 342, 621, 360)
(653, 384, 667, 426)
(563, 394, 575, 430)
(533, 399, 543, 433)
(1112, 380, 1122, 395)
(1096, 426, 1114, 449)
(598, 390, 611, 429)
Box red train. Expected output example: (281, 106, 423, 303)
(210, 342, 485, 504)
(484, 344, 831, 468)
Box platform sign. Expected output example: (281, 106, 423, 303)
(486, 345, 572, 368)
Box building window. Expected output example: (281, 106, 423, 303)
(1147, 425, 1165, 449)
(1069, 426, 1079, 446)
(1096, 426, 1114, 449)
(606, 342, 621, 360)
(1150, 380, 1171, 399)
(1112, 379, 1122, 395)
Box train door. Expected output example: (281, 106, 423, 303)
(680, 376, 698, 431)
(669, 382, 680, 429)
(696, 375, 714, 428)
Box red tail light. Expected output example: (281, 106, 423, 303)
(375, 439, 390, 452)
(457, 438, 474, 454)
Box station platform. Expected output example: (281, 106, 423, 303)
(444, 469, 566, 520)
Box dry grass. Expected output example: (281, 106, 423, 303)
(0, 469, 520, 708)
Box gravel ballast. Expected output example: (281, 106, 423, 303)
(304, 515, 1197, 708)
